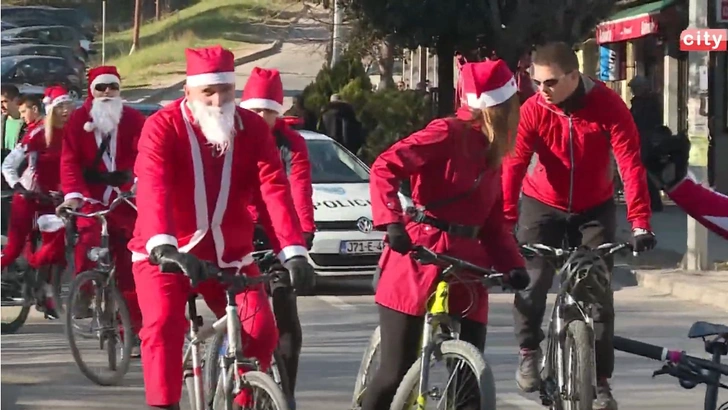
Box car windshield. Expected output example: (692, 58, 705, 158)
(306, 139, 369, 184)
(1, 58, 18, 76)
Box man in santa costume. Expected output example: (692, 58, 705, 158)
(240, 66, 316, 407)
(57, 66, 145, 341)
(128, 45, 315, 409)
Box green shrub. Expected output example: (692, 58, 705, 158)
(301, 53, 372, 116)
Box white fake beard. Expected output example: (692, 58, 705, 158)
(90, 97, 123, 135)
(188, 100, 236, 154)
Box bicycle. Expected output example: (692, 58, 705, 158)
(613, 321, 728, 410)
(181, 259, 289, 410)
(58, 192, 136, 386)
(204, 250, 293, 407)
(352, 245, 528, 410)
(1, 189, 67, 333)
(519, 242, 634, 410)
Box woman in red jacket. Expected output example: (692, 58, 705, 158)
(362, 59, 528, 410)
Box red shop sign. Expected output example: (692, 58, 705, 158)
(596, 13, 660, 44)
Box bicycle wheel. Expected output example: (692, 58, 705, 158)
(561, 320, 595, 410)
(205, 332, 292, 403)
(213, 368, 289, 410)
(390, 339, 496, 410)
(65, 270, 132, 386)
(351, 325, 381, 409)
(1, 274, 31, 334)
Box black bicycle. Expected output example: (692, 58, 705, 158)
(58, 192, 136, 386)
(520, 242, 634, 410)
(1, 190, 67, 333)
(614, 322, 728, 410)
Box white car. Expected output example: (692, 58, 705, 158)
(299, 130, 408, 288)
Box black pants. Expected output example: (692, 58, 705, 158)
(513, 195, 616, 379)
(361, 305, 487, 410)
(270, 286, 302, 399)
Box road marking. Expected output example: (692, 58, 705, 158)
(498, 393, 544, 409)
(316, 295, 356, 310)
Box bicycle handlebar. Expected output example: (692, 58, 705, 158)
(520, 242, 634, 258)
(58, 192, 135, 220)
(410, 245, 530, 290)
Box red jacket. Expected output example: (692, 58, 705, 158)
(370, 109, 524, 324)
(249, 118, 315, 243)
(502, 76, 652, 230)
(61, 99, 145, 205)
(668, 177, 728, 240)
(1, 119, 61, 193)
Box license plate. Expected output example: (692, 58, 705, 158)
(339, 240, 384, 254)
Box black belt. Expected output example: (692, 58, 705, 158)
(406, 208, 480, 239)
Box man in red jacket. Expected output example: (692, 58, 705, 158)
(240, 66, 316, 408)
(501, 42, 656, 410)
(56, 66, 145, 349)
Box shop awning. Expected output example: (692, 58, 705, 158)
(596, 0, 677, 44)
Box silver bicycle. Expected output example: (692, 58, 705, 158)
(520, 242, 633, 410)
(182, 261, 289, 410)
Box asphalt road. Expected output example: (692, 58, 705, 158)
(2, 276, 727, 409)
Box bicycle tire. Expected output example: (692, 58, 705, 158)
(205, 331, 292, 403)
(65, 270, 133, 386)
(351, 325, 381, 409)
(1, 279, 31, 334)
(390, 339, 496, 410)
(213, 368, 289, 410)
(562, 320, 594, 410)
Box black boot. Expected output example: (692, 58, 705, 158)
(148, 404, 180, 410)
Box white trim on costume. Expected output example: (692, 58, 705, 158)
(186, 72, 236, 87)
(239, 98, 284, 114)
(278, 245, 308, 264)
(145, 234, 179, 253)
(465, 77, 517, 109)
(90, 74, 121, 91)
(64, 192, 84, 201)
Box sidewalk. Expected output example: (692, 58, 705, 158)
(614, 204, 728, 311)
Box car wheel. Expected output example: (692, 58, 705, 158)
(67, 88, 81, 100)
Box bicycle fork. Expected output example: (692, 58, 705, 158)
(185, 296, 206, 410)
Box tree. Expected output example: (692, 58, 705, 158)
(346, 0, 619, 116)
(346, 18, 398, 90)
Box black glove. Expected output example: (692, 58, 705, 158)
(105, 170, 133, 187)
(644, 131, 690, 190)
(283, 256, 316, 294)
(303, 232, 315, 250)
(149, 244, 207, 286)
(386, 223, 412, 255)
(83, 168, 105, 184)
(12, 183, 29, 196)
(506, 267, 530, 290)
(632, 228, 657, 253)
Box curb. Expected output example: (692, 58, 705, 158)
(134, 4, 310, 104)
(631, 269, 728, 312)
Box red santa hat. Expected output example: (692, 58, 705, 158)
(43, 85, 72, 114)
(460, 59, 517, 109)
(84, 66, 122, 132)
(239, 67, 284, 114)
(185, 45, 235, 87)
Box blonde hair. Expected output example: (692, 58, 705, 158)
(467, 94, 520, 168)
(44, 102, 72, 147)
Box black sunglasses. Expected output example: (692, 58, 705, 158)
(94, 83, 120, 92)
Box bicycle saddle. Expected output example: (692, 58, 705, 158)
(688, 321, 728, 339)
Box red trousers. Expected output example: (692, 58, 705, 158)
(1, 193, 65, 269)
(74, 203, 142, 333)
(133, 260, 278, 406)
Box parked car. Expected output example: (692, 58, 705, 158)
(1, 6, 94, 40)
(292, 130, 409, 290)
(2, 44, 86, 77)
(1, 20, 18, 31)
(1, 55, 83, 99)
(1, 25, 92, 61)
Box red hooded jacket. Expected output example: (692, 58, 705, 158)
(249, 118, 315, 251)
(502, 75, 652, 230)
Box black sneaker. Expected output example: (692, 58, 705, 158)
(515, 348, 542, 393)
(131, 335, 142, 358)
(594, 379, 618, 410)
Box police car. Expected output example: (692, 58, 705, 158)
(300, 130, 408, 288)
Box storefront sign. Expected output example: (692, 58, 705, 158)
(596, 13, 660, 44)
(718, 0, 728, 23)
(598, 44, 626, 81)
